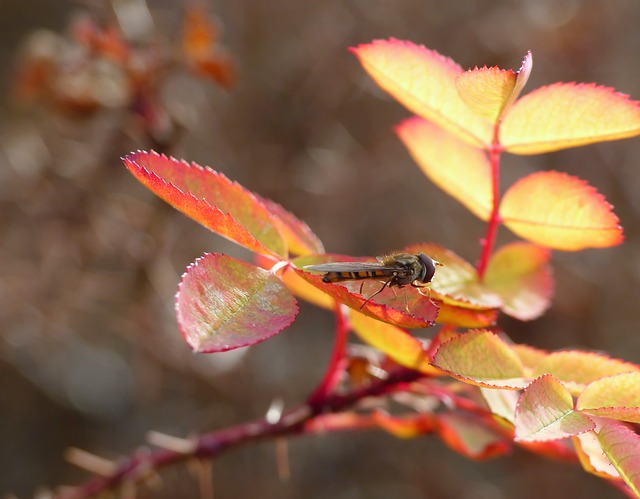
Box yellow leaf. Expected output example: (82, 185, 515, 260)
(500, 171, 623, 250)
(455, 66, 516, 122)
(501, 83, 640, 154)
(352, 39, 493, 147)
(350, 311, 439, 375)
(396, 117, 492, 221)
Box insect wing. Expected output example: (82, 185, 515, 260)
(304, 260, 404, 284)
(304, 261, 395, 273)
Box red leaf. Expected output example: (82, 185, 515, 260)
(123, 151, 287, 258)
(176, 253, 298, 352)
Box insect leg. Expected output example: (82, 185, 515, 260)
(359, 280, 392, 310)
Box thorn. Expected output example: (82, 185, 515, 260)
(275, 438, 291, 481)
(64, 448, 118, 475)
(266, 397, 284, 424)
(147, 431, 196, 454)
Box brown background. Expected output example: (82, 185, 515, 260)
(1, 0, 639, 497)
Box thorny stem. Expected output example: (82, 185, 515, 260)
(476, 130, 503, 280)
(59, 367, 424, 499)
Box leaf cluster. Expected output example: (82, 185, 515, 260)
(119, 38, 640, 496)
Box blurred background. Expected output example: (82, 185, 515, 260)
(1, 0, 639, 497)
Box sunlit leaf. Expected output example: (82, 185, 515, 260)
(577, 372, 640, 423)
(574, 431, 620, 479)
(455, 66, 516, 123)
(396, 117, 492, 220)
(292, 254, 438, 328)
(280, 264, 335, 311)
(436, 412, 511, 460)
(532, 351, 639, 395)
(597, 419, 640, 495)
(484, 242, 553, 320)
(258, 197, 325, 256)
(405, 243, 502, 309)
(434, 301, 498, 328)
(480, 387, 519, 424)
(176, 253, 298, 353)
(511, 343, 549, 376)
(350, 311, 439, 375)
(514, 375, 594, 442)
(123, 151, 287, 258)
(501, 83, 640, 154)
(500, 171, 623, 251)
(431, 330, 527, 389)
(352, 39, 493, 147)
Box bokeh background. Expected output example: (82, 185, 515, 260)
(1, 0, 640, 497)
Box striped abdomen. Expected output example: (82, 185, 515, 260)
(322, 270, 392, 283)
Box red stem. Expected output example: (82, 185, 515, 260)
(307, 302, 350, 407)
(476, 131, 503, 280)
(60, 367, 424, 499)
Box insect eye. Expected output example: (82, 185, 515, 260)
(417, 253, 437, 282)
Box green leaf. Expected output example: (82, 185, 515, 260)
(577, 372, 640, 423)
(176, 253, 298, 352)
(532, 351, 639, 395)
(597, 419, 640, 496)
(514, 374, 594, 442)
(431, 330, 527, 389)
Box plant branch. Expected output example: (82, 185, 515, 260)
(59, 367, 424, 498)
(476, 134, 503, 280)
(307, 302, 350, 406)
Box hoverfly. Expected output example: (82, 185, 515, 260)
(304, 253, 442, 309)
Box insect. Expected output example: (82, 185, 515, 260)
(304, 253, 442, 309)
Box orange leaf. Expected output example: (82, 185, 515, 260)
(350, 311, 439, 375)
(500, 171, 623, 250)
(373, 411, 435, 439)
(123, 151, 287, 258)
(352, 39, 493, 148)
(501, 83, 640, 154)
(484, 242, 553, 320)
(181, 3, 235, 87)
(434, 301, 498, 328)
(436, 412, 511, 460)
(396, 117, 492, 220)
